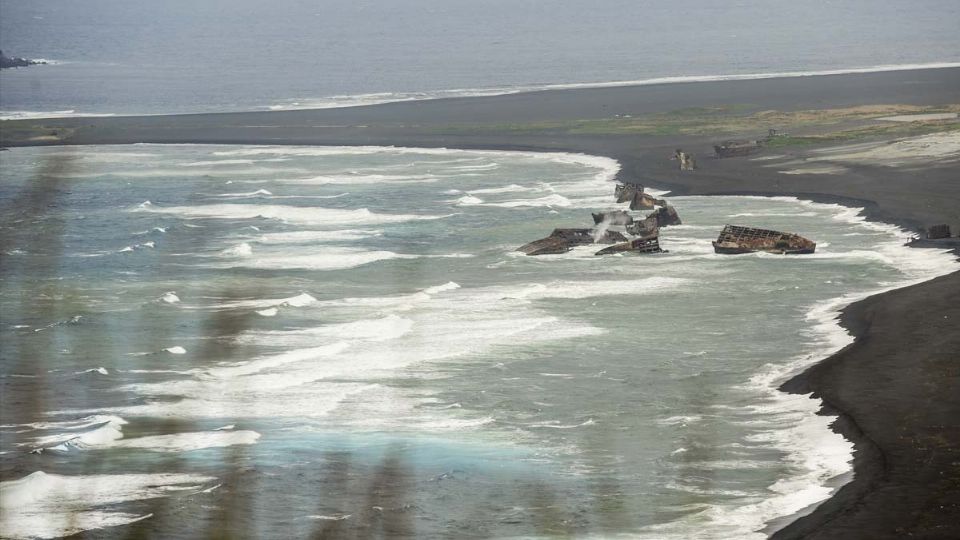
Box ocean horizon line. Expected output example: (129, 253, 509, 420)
(3, 60, 959, 122)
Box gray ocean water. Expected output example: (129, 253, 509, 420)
(2, 0, 960, 117)
(1, 145, 956, 538)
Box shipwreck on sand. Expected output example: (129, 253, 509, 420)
(713, 140, 763, 158)
(712, 225, 816, 254)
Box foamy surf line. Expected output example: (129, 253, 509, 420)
(676, 198, 958, 540)
(262, 62, 960, 111)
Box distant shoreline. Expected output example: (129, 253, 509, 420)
(2, 66, 959, 539)
(3, 61, 960, 120)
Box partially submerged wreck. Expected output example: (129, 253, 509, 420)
(592, 210, 633, 226)
(614, 182, 643, 203)
(518, 183, 681, 257)
(518, 228, 628, 256)
(712, 225, 816, 254)
(629, 191, 665, 211)
(650, 206, 682, 227)
(626, 217, 658, 238)
(595, 237, 664, 255)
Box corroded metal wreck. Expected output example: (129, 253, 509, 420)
(712, 225, 816, 254)
(517, 228, 628, 256)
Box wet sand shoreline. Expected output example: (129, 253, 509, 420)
(2, 66, 959, 538)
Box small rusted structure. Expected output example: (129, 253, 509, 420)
(592, 210, 634, 226)
(626, 216, 659, 238)
(927, 224, 952, 239)
(674, 149, 697, 171)
(629, 191, 665, 210)
(712, 225, 816, 254)
(615, 181, 643, 203)
(714, 140, 762, 158)
(595, 236, 664, 255)
(650, 206, 682, 227)
(518, 228, 628, 256)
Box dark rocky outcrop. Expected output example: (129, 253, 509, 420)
(0, 51, 46, 69)
(518, 228, 628, 256)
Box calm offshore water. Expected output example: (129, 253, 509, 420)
(1, 145, 955, 538)
(1, 0, 960, 117)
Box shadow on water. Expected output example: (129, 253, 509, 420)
(1, 150, 80, 476)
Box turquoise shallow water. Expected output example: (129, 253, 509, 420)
(0, 145, 956, 538)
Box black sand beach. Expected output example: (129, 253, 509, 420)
(3, 67, 959, 538)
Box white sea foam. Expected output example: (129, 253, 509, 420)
(28, 417, 126, 453)
(260, 62, 960, 112)
(479, 194, 573, 208)
(132, 203, 449, 227)
(0, 471, 214, 539)
(180, 159, 256, 167)
(236, 314, 414, 347)
(204, 248, 419, 271)
(0, 110, 116, 121)
(111, 430, 261, 452)
(467, 184, 531, 195)
(214, 188, 273, 197)
(209, 292, 318, 311)
(163, 346, 187, 355)
(454, 195, 484, 206)
(159, 292, 180, 304)
(252, 229, 382, 244)
(220, 242, 253, 257)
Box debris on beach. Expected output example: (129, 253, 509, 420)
(714, 140, 762, 158)
(595, 237, 665, 255)
(673, 149, 697, 170)
(712, 225, 816, 254)
(518, 228, 627, 256)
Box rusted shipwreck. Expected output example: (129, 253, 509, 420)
(614, 182, 665, 210)
(518, 228, 628, 256)
(595, 237, 664, 255)
(712, 225, 816, 254)
(714, 140, 762, 158)
(626, 206, 682, 236)
(592, 210, 633, 226)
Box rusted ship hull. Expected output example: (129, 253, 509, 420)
(592, 211, 633, 226)
(595, 236, 664, 255)
(712, 225, 816, 255)
(714, 140, 762, 158)
(518, 228, 628, 256)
